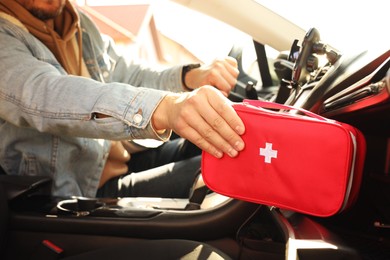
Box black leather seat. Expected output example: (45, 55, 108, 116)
(0, 181, 231, 260)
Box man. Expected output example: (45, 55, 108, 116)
(0, 0, 245, 198)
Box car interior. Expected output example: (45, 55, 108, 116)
(0, 7, 389, 260)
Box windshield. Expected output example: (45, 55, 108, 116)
(256, 0, 388, 51)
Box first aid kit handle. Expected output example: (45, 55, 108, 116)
(243, 99, 329, 121)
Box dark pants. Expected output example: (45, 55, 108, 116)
(96, 138, 201, 198)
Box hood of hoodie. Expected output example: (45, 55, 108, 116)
(0, 0, 82, 75)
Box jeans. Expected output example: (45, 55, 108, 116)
(96, 138, 202, 198)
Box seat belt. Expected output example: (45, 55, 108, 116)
(185, 170, 209, 210)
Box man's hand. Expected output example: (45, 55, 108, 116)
(152, 86, 245, 158)
(184, 57, 239, 96)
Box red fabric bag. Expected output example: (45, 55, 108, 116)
(201, 100, 366, 217)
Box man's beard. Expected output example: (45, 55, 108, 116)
(29, 5, 64, 20)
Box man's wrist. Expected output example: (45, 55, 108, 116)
(182, 63, 201, 90)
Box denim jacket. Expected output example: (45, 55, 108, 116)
(0, 11, 184, 197)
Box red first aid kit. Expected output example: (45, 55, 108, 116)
(201, 100, 366, 217)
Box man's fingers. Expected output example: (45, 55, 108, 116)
(177, 119, 224, 158)
(207, 89, 245, 135)
(183, 105, 239, 158)
(192, 87, 245, 154)
(210, 59, 239, 93)
(199, 121, 240, 158)
(224, 56, 238, 67)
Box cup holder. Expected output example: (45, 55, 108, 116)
(57, 197, 104, 216)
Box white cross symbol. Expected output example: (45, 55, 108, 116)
(259, 142, 278, 164)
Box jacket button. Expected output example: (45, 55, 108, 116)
(103, 71, 109, 78)
(133, 114, 143, 124)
